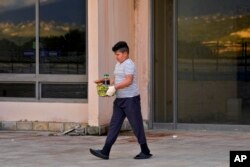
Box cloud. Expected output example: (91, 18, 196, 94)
(0, 0, 60, 13)
(0, 0, 35, 7)
(230, 28, 250, 38)
(0, 0, 35, 12)
(0, 0, 59, 10)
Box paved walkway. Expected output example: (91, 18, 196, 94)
(1, 130, 250, 167)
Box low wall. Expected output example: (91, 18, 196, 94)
(0, 120, 149, 135)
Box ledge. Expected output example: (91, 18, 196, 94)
(0, 120, 149, 135)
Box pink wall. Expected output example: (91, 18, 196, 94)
(134, 0, 151, 120)
(0, 102, 88, 123)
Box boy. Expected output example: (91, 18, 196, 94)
(90, 41, 152, 160)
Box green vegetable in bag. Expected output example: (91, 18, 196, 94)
(97, 83, 108, 97)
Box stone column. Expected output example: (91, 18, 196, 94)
(88, 0, 101, 126)
(88, 0, 135, 126)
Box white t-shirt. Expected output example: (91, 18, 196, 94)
(114, 58, 139, 98)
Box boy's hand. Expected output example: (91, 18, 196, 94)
(94, 79, 104, 84)
(106, 86, 116, 96)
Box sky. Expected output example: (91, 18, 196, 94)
(0, 0, 86, 24)
(178, 0, 250, 16)
(0, 0, 57, 13)
(0, 0, 34, 12)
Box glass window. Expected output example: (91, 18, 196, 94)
(0, 0, 35, 73)
(0, 0, 87, 101)
(178, 0, 250, 124)
(41, 83, 87, 99)
(39, 0, 86, 74)
(0, 83, 35, 98)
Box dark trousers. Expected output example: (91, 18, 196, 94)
(104, 95, 147, 147)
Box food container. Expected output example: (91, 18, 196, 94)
(96, 83, 109, 97)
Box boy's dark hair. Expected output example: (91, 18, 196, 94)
(112, 41, 129, 53)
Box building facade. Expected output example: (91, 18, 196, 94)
(1, 0, 250, 133)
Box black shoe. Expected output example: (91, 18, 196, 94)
(90, 148, 109, 160)
(134, 152, 152, 159)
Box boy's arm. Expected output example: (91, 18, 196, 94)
(114, 74, 133, 90)
(94, 78, 104, 84)
(94, 76, 115, 84)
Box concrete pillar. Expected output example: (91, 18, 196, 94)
(134, 0, 151, 121)
(88, 0, 100, 126)
(88, 0, 135, 126)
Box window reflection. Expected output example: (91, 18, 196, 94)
(39, 0, 86, 74)
(0, 0, 35, 73)
(0, 83, 35, 97)
(42, 83, 87, 99)
(0, 0, 87, 99)
(153, 0, 173, 123)
(178, 0, 250, 124)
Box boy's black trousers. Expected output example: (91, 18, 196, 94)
(104, 95, 147, 147)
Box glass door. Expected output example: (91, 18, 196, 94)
(154, 0, 250, 126)
(153, 0, 174, 123)
(177, 0, 250, 124)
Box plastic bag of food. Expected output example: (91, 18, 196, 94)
(96, 83, 109, 97)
